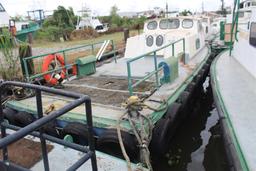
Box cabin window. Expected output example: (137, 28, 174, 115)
(205, 26, 209, 34)
(249, 22, 256, 47)
(146, 35, 154, 47)
(147, 21, 158, 30)
(182, 19, 193, 29)
(159, 19, 180, 29)
(0, 4, 5, 12)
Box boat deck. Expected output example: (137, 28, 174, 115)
(211, 51, 256, 170)
(6, 46, 209, 130)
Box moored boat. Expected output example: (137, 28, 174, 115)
(210, 0, 256, 170)
(1, 14, 218, 170)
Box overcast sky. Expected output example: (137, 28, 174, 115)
(1, 0, 233, 17)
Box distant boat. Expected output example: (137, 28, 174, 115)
(76, 7, 108, 33)
(0, 3, 39, 42)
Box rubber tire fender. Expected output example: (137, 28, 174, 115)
(176, 91, 191, 117)
(42, 120, 59, 138)
(150, 102, 182, 156)
(3, 107, 17, 124)
(14, 111, 35, 127)
(97, 129, 139, 161)
(62, 122, 89, 145)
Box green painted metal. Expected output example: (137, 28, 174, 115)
(220, 21, 225, 40)
(127, 38, 185, 96)
(76, 55, 97, 77)
(229, 0, 240, 55)
(16, 23, 40, 42)
(210, 51, 249, 171)
(21, 40, 116, 82)
(165, 56, 179, 83)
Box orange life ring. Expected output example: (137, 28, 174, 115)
(42, 54, 66, 85)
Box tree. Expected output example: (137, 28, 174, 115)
(110, 5, 119, 17)
(42, 6, 77, 41)
(180, 10, 193, 16)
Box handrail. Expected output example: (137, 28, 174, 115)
(229, 0, 240, 55)
(22, 40, 116, 82)
(0, 81, 98, 171)
(127, 38, 185, 96)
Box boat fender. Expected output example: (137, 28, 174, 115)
(42, 54, 66, 86)
(176, 91, 191, 117)
(3, 107, 17, 124)
(158, 61, 171, 84)
(42, 120, 59, 137)
(97, 129, 139, 161)
(14, 111, 35, 127)
(150, 103, 182, 156)
(62, 122, 89, 145)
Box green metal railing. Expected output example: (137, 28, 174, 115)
(22, 40, 116, 82)
(229, 0, 240, 55)
(127, 38, 185, 96)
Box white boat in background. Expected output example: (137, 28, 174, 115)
(211, 0, 256, 170)
(0, 3, 10, 29)
(76, 7, 108, 33)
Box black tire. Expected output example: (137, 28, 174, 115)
(177, 91, 191, 117)
(185, 82, 196, 95)
(62, 122, 89, 145)
(14, 111, 35, 127)
(150, 102, 182, 156)
(42, 120, 59, 137)
(3, 108, 17, 124)
(97, 129, 139, 161)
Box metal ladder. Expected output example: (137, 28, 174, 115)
(0, 81, 98, 171)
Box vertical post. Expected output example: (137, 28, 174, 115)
(0, 87, 8, 161)
(36, 90, 50, 171)
(153, 51, 159, 88)
(23, 58, 30, 82)
(63, 51, 69, 80)
(112, 40, 117, 63)
(91, 44, 95, 55)
(127, 62, 133, 96)
(85, 100, 98, 171)
(172, 43, 175, 56)
(183, 38, 185, 52)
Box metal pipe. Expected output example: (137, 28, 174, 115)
(153, 52, 159, 88)
(67, 152, 93, 171)
(1, 123, 90, 153)
(36, 90, 50, 171)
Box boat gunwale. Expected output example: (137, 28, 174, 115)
(210, 50, 249, 171)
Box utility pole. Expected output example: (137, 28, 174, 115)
(221, 0, 225, 15)
(202, 1, 205, 14)
(166, 2, 168, 18)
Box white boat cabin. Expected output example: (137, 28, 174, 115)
(232, 8, 256, 78)
(124, 17, 206, 60)
(0, 3, 10, 28)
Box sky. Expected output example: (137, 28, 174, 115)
(0, 0, 233, 17)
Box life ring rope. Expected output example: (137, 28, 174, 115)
(42, 54, 66, 85)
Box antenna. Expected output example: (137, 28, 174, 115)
(202, 1, 205, 13)
(166, 1, 168, 18)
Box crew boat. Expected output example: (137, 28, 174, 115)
(211, 0, 256, 170)
(1, 15, 217, 170)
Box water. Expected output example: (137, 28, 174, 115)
(153, 79, 229, 171)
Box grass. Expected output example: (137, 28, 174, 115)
(33, 29, 142, 48)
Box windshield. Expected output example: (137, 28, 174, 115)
(159, 19, 180, 29)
